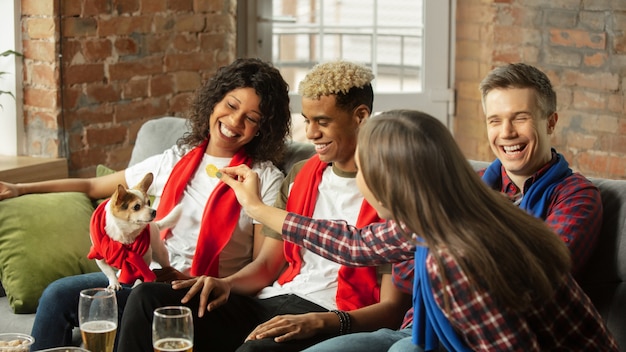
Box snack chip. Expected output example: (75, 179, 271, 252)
(205, 164, 219, 178)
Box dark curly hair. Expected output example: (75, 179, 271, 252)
(179, 58, 291, 165)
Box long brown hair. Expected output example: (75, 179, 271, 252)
(357, 109, 571, 311)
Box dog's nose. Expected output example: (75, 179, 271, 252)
(151, 209, 157, 218)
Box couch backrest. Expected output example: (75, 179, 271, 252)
(129, 117, 190, 167)
(577, 177, 626, 285)
(576, 177, 626, 349)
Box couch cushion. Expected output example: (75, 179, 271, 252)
(0, 295, 35, 333)
(0, 192, 99, 313)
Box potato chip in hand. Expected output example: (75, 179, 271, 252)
(205, 164, 219, 177)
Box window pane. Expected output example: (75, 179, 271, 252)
(272, 0, 424, 94)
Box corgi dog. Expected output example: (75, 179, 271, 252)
(87, 172, 182, 290)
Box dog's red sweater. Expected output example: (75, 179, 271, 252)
(88, 199, 156, 285)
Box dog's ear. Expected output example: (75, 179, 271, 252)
(136, 173, 154, 192)
(113, 184, 127, 207)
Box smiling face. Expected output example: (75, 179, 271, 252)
(302, 94, 368, 172)
(206, 87, 262, 157)
(484, 87, 557, 187)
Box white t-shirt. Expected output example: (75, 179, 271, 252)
(257, 165, 363, 310)
(125, 144, 284, 277)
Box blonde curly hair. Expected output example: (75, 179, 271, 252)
(298, 61, 374, 99)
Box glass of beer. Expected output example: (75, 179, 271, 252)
(152, 306, 193, 352)
(78, 288, 117, 352)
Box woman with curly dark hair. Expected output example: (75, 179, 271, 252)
(0, 58, 292, 351)
(182, 57, 291, 165)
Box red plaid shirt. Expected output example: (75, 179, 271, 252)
(283, 214, 618, 350)
(478, 152, 603, 274)
(391, 260, 414, 328)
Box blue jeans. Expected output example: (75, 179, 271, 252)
(389, 335, 423, 352)
(30, 272, 132, 351)
(301, 327, 420, 352)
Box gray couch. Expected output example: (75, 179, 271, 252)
(1, 117, 624, 350)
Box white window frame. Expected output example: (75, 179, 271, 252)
(237, 0, 455, 128)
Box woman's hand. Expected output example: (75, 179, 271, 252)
(0, 181, 19, 201)
(218, 165, 264, 210)
(219, 165, 289, 234)
(245, 313, 327, 343)
(171, 276, 233, 318)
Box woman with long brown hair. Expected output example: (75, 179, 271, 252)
(220, 109, 617, 351)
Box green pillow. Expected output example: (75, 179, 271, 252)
(98, 164, 156, 204)
(96, 164, 116, 177)
(0, 192, 99, 313)
(95, 164, 117, 204)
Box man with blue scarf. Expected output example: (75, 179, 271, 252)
(478, 63, 602, 275)
(395, 63, 603, 352)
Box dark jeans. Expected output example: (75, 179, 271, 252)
(30, 272, 132, 351)
(117, 282, 337, 352)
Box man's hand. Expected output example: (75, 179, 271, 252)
(171, 276, 233, 318)
(245, 313, 325, 343)
(153, 266, 190, 283)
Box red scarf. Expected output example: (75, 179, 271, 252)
(155, 140, 252, 277)
(87, 199, 156, 284)
(277, 155, 382, 311)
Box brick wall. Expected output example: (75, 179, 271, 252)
(21, 0, 236, 177)
(455, 0, 626, 180)
(20, 1, 625, 179)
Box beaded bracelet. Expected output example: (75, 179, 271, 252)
(330, 309, 352, 335)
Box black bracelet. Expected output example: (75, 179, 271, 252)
(330, 309, 352, 335)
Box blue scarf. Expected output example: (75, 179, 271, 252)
(412, 245, 471, 351)
(481, 149, 572, 218)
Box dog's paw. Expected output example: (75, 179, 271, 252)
(107, 282, 122, 291)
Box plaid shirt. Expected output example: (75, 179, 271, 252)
(478, 152, 603, 274)
(392, 260, 414, 328)
(283, 214, 618, 350)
